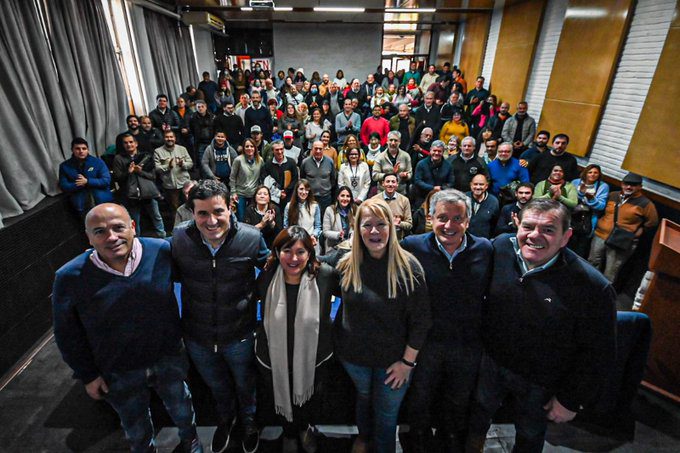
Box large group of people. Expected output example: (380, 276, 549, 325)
(53, 61, 659, 453)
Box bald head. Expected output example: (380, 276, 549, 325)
(85, 203, 136, 270)
(85, 203, 132, 231)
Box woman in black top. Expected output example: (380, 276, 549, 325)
(255, 227, 336, 452)
(335, 197, 431, 453)
(243, 185, 282, 249)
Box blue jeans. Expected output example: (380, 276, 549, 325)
(235, 195, 252, 222)
(341, 360, 410, 453)
(104, 352, 197, 453)
(186, 335, 257, 425)
(127, 198, 166, 237)
(467, 353, 551, 453)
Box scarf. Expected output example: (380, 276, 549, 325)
(264, 266, 320, 422)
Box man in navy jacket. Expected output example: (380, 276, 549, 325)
(466, 199, 617, 452)
(58, 137, 113, 216)
(402, 189, 493, 452)
(53, 204, 202, 452)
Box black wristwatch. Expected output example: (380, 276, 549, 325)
(401, 357, 417, 367)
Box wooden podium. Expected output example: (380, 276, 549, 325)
(640, 218, 680, 402)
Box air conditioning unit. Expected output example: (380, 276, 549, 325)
(249, 0, 275, 9)
(182, 12, 225, 33)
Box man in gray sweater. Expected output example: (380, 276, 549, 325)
(335, 98, 362, 145)
(300, 140, 337, 215)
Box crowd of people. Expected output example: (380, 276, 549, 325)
(53, 61, 659, 453)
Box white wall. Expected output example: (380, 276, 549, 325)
(272, 23, 382, 82)
(524, 0, 568, 119)
(480, 0, 504, 84)
(579, 0, 679, 201)
(192, 28, 216, 79)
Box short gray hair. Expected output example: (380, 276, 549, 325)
(387, 130, 401, 140)
(499, 141, 514, 151)
(430, 140, 446, 151)
(429, 189, 471, 219)
(461, 136, 476, 147)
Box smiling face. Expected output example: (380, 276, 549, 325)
(243, 140, 256, 159)
(348, 149, 360, 164)
(383, 174, 398, 196)
(517, 208, 571, 269)
(296, 183, 309, 202)
(337, 189, 352, 208)
(86, 204, 136, 268)
(550, 165, 564, 181)
(192, 196, 231, 248)
(432, 201, 469, 253)
(278, 240, 310, 281)
(359, 207, 390, 259)
(470, 174, 488, 197)
(430, 145, 444, 162)
(255, 187, 270, 206)
(585, 167, 600, 184)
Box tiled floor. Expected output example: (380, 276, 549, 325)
(1, 337, 679, 452)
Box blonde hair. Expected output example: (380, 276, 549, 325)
(337, 198, 423, 298)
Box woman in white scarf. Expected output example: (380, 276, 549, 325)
(255, 226, 336, 453)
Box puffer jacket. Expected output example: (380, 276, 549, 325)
(172, 218, 269, 349)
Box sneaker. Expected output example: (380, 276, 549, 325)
(299, 426, 318, 453)
(172, 437, 203, 453)
(242, 423, 260, 453)
(212, 417, 236, 453)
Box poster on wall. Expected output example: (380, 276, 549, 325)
(225, 56, 272, 72)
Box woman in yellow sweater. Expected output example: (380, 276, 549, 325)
(439, 110, 470, 145)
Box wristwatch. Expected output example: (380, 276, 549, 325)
(401, 357, 417, 367)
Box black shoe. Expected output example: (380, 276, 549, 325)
(242, 423, 260, 453)
(212, 417, 236, 453)
(172, 437, 204, 453)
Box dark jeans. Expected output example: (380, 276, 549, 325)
(315, 193, 332, 220)
(104, 352, 197, 453)
(467, 353, 551, 453)
(408, 340, 482, 436)
(341, 360, 410, 453)
(126, 198, 166, 237)
(185, 335, 257, 426)
(258, 361, 329, 437)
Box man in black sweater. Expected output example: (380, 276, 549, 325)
(466, 199, 617, 453)
(494, 182, 534, 236)
(527, 133, 579, 184)
(402, 189, 493, 452)
(213, 101, 245, 149)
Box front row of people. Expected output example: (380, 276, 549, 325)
(53, 179, 617, 453)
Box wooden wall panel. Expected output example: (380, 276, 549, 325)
(623, 6, 680, 188)
(538, 0, 634, 157)
(457, 0, 493, 81)
(489, 0, 546, 108)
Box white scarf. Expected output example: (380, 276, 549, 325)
(264, 266, 320, 421)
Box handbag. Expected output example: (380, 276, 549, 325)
(571, 202, 592, 235)
(126, 154, 161, 200)
(605, 201, 636, 250)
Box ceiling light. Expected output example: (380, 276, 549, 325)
(241, 7, 253, 11)
(386, 8, 436, 13)
(274, 7, 293, 11)
(314, 7, 365, 13)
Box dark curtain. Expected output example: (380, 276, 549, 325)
(0, 1, 72, 219)
(45, 0, 127, 156)
(0, 0, 128, 223)
(143, 9, 197, 103)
